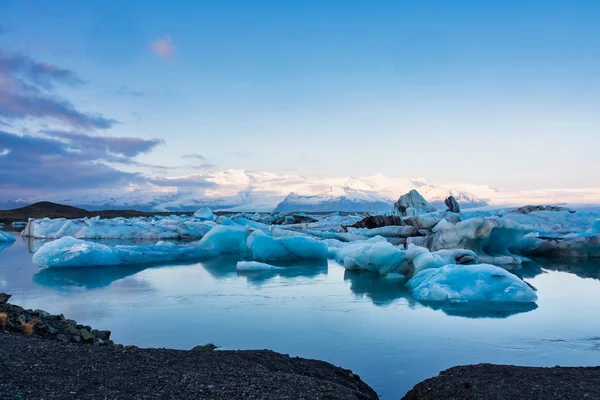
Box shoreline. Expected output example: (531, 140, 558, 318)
(3, 293, 600, 399)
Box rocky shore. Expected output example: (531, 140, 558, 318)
(0, 293, 377, 400)
(402, 363, 600, 400)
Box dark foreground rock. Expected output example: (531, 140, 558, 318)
(0, 333, 377, 400)
(402, 363, 600, 400)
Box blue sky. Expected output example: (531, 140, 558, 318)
(0, 0, 599, 202)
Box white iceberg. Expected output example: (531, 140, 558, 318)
(334, 239, 408, 275)
(236, 261, 282, 271)
(407, 264, 538, 303)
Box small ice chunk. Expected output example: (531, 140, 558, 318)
(236, 261, 282, 271)
(193, 207, 215, 220)
(407, 264, 538, 303)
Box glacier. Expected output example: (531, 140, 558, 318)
(407, 264, 538, 303)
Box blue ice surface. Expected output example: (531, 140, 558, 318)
(407, 264, 538, 303)
(0, 230, 16, 243)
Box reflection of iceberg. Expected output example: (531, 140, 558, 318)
(33, 265, 149, 290)
(530, 258, 600, 280)
(238, 259, 328, 286)
(344, 270, 415, 307)
(0, 241, 14, 252)
(420, 301, 538, 318)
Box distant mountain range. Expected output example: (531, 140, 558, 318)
(0, 173, 488, 213)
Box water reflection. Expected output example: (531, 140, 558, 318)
(33, 265, 150, 291)
(239, 260, 328, 286)
(0, 241, 14, 252)
(533, 258, 600, 280)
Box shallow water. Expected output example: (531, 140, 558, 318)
(2, 232, 600, 399)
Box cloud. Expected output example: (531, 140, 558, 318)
(181, 153, 206, 160)
(0, 130, 144, 195)
(152, 37, 175, 60)
(190, 163, 216, 170)
(0, 48, 116, 130)
(44, 130, 163, 157)
(114, 85, 145, 98)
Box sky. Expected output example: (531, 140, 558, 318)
(0, 1, 599, 207)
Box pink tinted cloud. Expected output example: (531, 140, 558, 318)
(152, 37, 175, 60)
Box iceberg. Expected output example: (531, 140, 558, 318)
(32, 236, 205, 268)
(193, 207, 215, 220)
(0, 230, 15, 243)
(334, 239, 408, 275)
(407, 264, 538, 303)
(22, 216, 214, 240)
(194, 225, 250, 255)
(431, 217, 528, 266)
(247, 231, 328, 262)
(236, 261, 282, 271)
(406, 246, 477, 276)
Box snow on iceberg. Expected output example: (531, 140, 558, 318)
(247, 230, 328, 262)
(334, 239, 408, 275)
(22, 216, 214, 240)
(0, 230, 15, 243)
(406, 245, 477, 276)
(407, 264, 538, 303)
(431, 217, 528, 266)
(236, 261, 282, 271)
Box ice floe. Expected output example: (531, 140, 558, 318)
(407, 264, 538, 303)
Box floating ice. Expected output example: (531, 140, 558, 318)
(247, 230, 328, 262)
(194, 225, 250, 255)
(431, 217, 527, 266)
(407, 264, 538, 303)
(32, 236, 203, 268)
(0, 230, 15, 243)
(236, 261, 282, 271)
(193, 207, 215, 220)
(406, 245, 477, 276)
(22, 216, 214, 240)
(334, 239, 408, 275)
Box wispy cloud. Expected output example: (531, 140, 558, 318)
(190, 163, 216, 170)
(152, 37, 175, 60)
(181, 153, 206, 160)
(114, 85, 145, 98)
(0, 48, 116, 130)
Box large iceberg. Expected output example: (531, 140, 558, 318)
(32, 237, 203, 268)
(33, 225, 328, 267)
(334, 239, 408, 275)
(22, 215, 215, 240)
(407, 264, 538, 303)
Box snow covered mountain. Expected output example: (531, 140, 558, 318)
(1, 170, 493, 212)
(274, 189, 394, 213)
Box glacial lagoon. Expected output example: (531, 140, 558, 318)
(1, 231, 600, 399)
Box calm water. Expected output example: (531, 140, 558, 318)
(2, 231, 600, 399)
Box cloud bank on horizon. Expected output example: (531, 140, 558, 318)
(0, 1, 599, 210)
